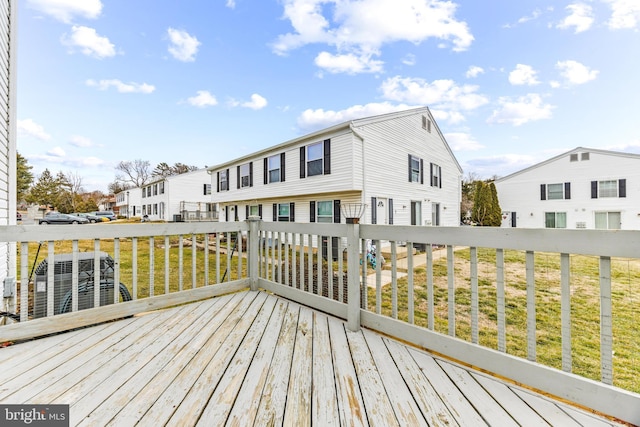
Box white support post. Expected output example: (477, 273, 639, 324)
(346, 221, 360, 332)
(247, 216, 260, 291)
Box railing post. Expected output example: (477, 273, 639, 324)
(346, 221, 360, 332)
(247, 216, 261, 291)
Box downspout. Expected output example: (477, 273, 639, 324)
(350, 124, 366, 221)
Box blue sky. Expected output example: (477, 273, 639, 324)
(17, 0, 640, 193)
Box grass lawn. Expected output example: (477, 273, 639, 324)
(367, 247, 640, 394)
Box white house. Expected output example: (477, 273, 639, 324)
(115, 187, 143, 218)
(1, 0, 17, 300)
(136, 169, 217, 222)
(495, 147, 640, 230)
(207, 107, 462, 228)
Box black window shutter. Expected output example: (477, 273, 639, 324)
(591, 181, 598, 198)
(323, 139, 331, 174)
(280, 153, 286, 182)
(619, 179, 626, 197)
(236, 166, 240, 189)
(420, 158, 424, 184)
(290, 203, 295, 222)
(216, 172, 220, 192)
(226, 169, 229, 191)
(439, 166, 442, 188)
(273, 204, 277, 221)
(234, 205, 239, 221)
(258, 204, 262, 218)
(249, 162, 253, 187)
(225, 205, 229, 221)
(371, 197, 377, 224)
(263, 158, 268, 184)
(203, 184, 207, 195)
(430, 162, 434, 186)
(333, 200, 341, 223)
(540, 184, 546, 200)
(408, 154, 412, 182)
(300, 147, 306, 178)
(388, 198, 394, 225)
(564, 182, 571, 199)
(245, 205, 249, 219)
(310, 201, 316, 222)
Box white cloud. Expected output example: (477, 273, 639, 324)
(605, 0, 640, 29)
(465, 66, 484, 78)
(444, 132, 484, 151)
(557, 3, 594, 33)
(167, 28, 201, 62)
(272, 0, 473, 74)
(508, 64, 540, 86)
(464, 154, 537, 179)
(61, 26, 116, 59)
(27, 0, 102, 23)
(69, 135, 93, 147)
(18, 119, 51, 141)
(402, 54, 416, 66)
(86, 79, 156, 93)
(487, 94, 554, 126)
(314, 51, 384, 74)
(48, 146, 66, 157)
(226, 0, 236, 8)
(503, 8, 545, 28)
(555, 60, 598, 85)
(229, 94, 268, 110)
(379, 76, 489, 123)
(297, 102, 416, 131)
(187, 90, 218, 107)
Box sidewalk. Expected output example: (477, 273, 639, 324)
(365, 245, 462, 288)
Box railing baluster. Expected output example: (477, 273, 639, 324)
(447, 245, 455, 337)
(391, 241, 397, 320)
(497, 248, 506, 352)
(226, 232, 232, 282)
(338, 236, 344, 303)
(93, 240, 100, 309)
(407, 241, 414, 325)
(215, 233, 221, 284)
(179, 235, 184, 291)
(376, 238, 382, 315)
(526, 250, 536, 362)
(46, 242, 54, 317)
(132, 237, 138, 300)
(328, 235, 333, 299)
(72, 241, 79, 313)
(561, 253, 572, 373)
(164, 236, 170, 292)
(114, 238, 120, 304)
(204, 233, 209, 286)
(285, 233, 290, 288)
(237, 230, 243, 280)
(307, 234, 313, 293)
(192, 233, 197, 289)
(299, 234, 304, 290)
(600, 256, 613, 385)
(291, 233, 296, 289)
(20, 242, 28, 322)
(427, 243, 434, 330)
(149, 237, 155, 297)
(470, 246, 478, 344)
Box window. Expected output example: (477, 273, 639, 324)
(266, 154, 284, 183)
(316, 201, 333, 223)
(408, 155, 422, 183)
(153, 184, 158, 196)
(146, 187, 151, 197)
(595, 211, 621, 230)
(274, 202, 295, 222)
(218, 169, 228, 192)
(599, 180, 617, 198)
(159, 182, 165, 194)
(430, 163, 442, 188)
(581, 152, 590, 161)
(249, 205, 260, 217)
(570, 154, 578, 162)
(300, 140, 330, 178)
(541, 183, 571, 200)
(153, 204, 158, 215)
(203, 184, 211, 195)
(545, 212, 566, 228)
(239, 163, 252, 188)
(142, 188, 146, 198)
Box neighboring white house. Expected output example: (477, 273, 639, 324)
(495, 147, 640, 230)
(1, 0, 17, 301)
(134, 169, 217, 222)
(115, 187, 143, 218)
(207, 107, 462, 228)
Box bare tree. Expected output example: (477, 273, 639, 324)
(115, 159, 151, 188)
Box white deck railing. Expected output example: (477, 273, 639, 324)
(1, 219, 639, 425)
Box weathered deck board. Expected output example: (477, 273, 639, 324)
(0, 290, 626, 426)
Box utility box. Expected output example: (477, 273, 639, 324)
(32, 252, 131, 318)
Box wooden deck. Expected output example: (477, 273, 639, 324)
(0, 290, 625, 426)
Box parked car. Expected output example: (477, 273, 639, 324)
(72, 212, 107, 223)
(39, 212, 90, 225)
(92, 211, 117, 221)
